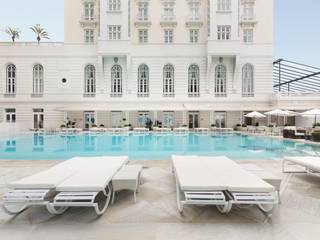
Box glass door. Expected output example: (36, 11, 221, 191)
(84, 111, 96, 128)
(215, 111, 226, 128)
(163, 111, 174, 128)
(111, 111, 124, 128)
(33, 108, 44, 129)
(188, 112, 199, 129)
(138, 112, 149, 128)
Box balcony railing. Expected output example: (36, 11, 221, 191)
(137, 92, 150, 98)
(163, 92, 175, 98)
(110, 92, 123, 97)
(188, 92, 200, 98)
(186, 15, 203, 27)
(161, 15, 176, 21)
(240, 15, 257, 25)
(80, 15, 98, 27)
(135, 15, 151, 27)
(160, 15, 177, 27)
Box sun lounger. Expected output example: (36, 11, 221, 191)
(2, 157, 92, 215)
(3, 156, 128, 216)
(172, 155, 229, 213)
(282, 156, 320, 177)
(172, 155, 278, 214)
(48, 156, 128, 215)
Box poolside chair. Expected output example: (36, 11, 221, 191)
(172, 155, 229, 213)
(2, 157, 88, 215)
(211, 157, 278, 213)
(3, 156, 128, 216)
(47, 156, 128, 215)
(282, 156, 320, 177)
(172, 155, 278, 214)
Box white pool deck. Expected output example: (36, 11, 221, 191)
(0, 160, 320, 240)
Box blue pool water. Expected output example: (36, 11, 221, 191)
(0, 133, 319, 161)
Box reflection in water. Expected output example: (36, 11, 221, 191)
(33, 133, 44, 152)
(5, 140, 16, 152)
(0, 133, 320, 160)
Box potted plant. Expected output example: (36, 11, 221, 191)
(312, 131, 320, 142)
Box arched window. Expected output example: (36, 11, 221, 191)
(163, 64, 174, 97)
(84, 64, 96, 96)
(111, 64, 122, 97)
(33, 64, 44, 95)
(242, 63, 254, 97)
(6, 64, 16, 95)
(188, 64, 200, 97)
(137, 64, 149, 97)
(215, 64, 226, 97)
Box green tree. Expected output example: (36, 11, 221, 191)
(5, 27, 20, 42)
(30, 24, 50, 44)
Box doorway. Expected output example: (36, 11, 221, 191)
(111, 111, 124, 128)
(84, 111, 96, 128)
(33, 108, 44, 129)
(188, 112, 199, 129)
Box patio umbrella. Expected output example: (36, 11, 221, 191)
(244, 111, 266, 126)
(283, 110, 299, 125)
(264, 109, 287, 126)
(301, 108, 320, 126)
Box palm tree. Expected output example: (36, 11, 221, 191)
(30, 24, 49, 44)
(4, 27, 20, 42)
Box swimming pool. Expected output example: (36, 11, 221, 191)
(0, 132, 319, 161)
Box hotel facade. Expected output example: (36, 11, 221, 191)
(0, 0, 319, 131)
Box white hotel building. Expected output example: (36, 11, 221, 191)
(0, 0, 319, 131)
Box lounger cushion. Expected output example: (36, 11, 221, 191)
(284, 156, 320, 172)
(55, 157, 128, 192)
(198, 157, 275, 193)
(172, 156, 227, 191)
(173, 155, 275, 193)
(8, 156, 128, 189)
(8, 157, 86, 189)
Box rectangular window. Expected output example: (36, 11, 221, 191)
(217, 25, 231, 40)
(108, 0, 121, 11)
(190, 29, 199, 43)
(138, 29, 148, 43)
(138, 2, 148, 20)
(163, 1, 174, 20)
(84, 29, 94, 43)
(5, 108, 16, 123)
(243, 3, 254, 20)
(189, 2, 200, 20)
(217, 0, 231, 12)
(108, 25, 121, 40)
(84, 2, 94, 20)
(243, 29, 253, 43)
(164, 29, 173, 43)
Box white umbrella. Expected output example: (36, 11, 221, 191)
(264, 109, 288, 126)
(244, 111, 266, 126)
(301, 108, 320, 126)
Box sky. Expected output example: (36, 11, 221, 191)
(0, 0, 320, 67)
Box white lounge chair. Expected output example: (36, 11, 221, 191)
(172, 155, 278, 214)
(2, 157, 91, 215)
(172, 155, 230, 213)
(3, 156, 128, 216)
(282, 156, 320, 177)
(48, 156, 128, 215)
(211, 157, 278, 213)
